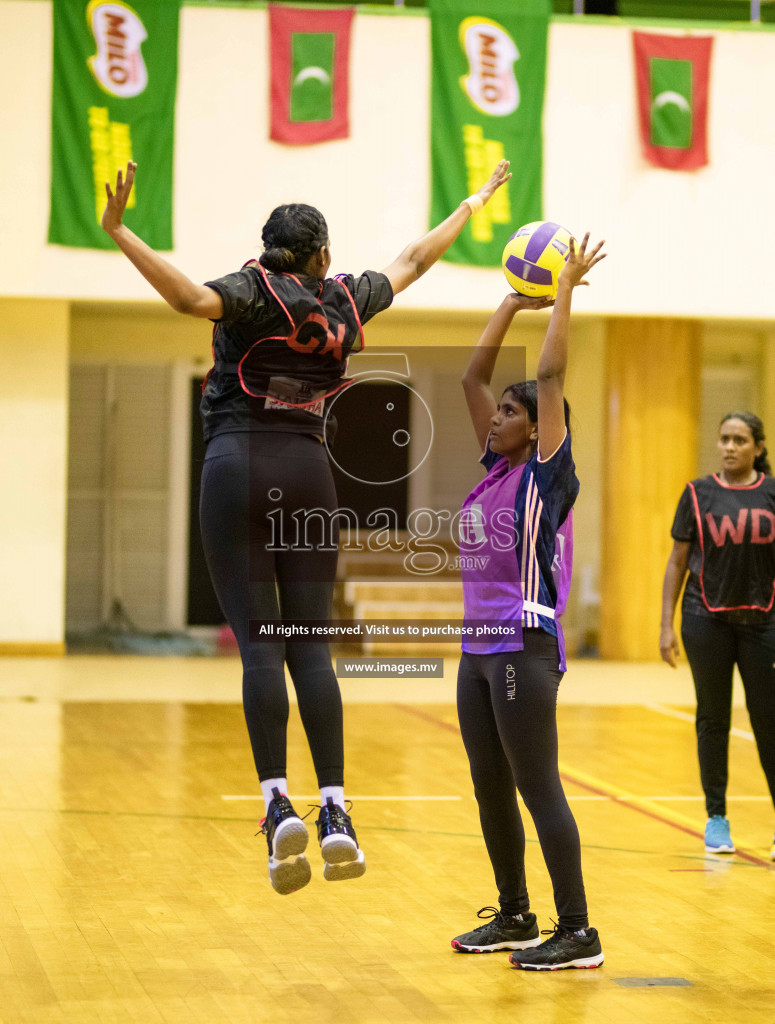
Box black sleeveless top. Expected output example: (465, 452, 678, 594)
(671, 473, 775, 623)
(200, 265, 393, 442)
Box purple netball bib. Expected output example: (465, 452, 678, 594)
(459, 451, 573, 669)
(550, 514, 573, 670)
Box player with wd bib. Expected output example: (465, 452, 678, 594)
(661, 412, 775, 861)
(101, 159, 511, 895)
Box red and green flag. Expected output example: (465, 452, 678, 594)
(429, 0, 550, 267)
(48, 0, 180, 250)
(269, 5, 354, 145)
(633, 31, 713, 171)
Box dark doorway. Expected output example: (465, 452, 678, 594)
(326, 379, 410, 529)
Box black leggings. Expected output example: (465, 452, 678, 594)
(681, 611, 775, 817)
(457, 631, 588, 931)
(199, 431, 343, 787)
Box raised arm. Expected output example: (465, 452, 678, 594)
(101, 163, 223, 319)
(381, 161, 511, 296)
(536, 233, 606, 458)
(462, 293, 554, 452)
(659, 541, 690, 667)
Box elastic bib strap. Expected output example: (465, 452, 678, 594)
(522, 600, 555, 620)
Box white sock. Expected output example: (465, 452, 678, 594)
(320, 785, 346, 811)
(260, 777, 288, 811)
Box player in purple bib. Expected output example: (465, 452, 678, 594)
(450, 234, 606, 971)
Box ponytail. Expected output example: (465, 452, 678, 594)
(259, 203, 328, 275)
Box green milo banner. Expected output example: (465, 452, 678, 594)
(429, 0, 550, 267)
(48, 0, 180, 250)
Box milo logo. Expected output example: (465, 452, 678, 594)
(458, 16, 519, 117)
(87, 0, 148, 98)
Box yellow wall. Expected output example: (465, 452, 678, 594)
(601, 319, 701, 660)
(0, 299, 69, 650)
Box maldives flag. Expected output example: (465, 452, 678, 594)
(269, 4, 354, 145)
(633, 31, 713, 171)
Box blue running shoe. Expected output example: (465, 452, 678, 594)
(704, 815, 734, 854)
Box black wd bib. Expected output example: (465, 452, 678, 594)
(688, 474, 775, 613)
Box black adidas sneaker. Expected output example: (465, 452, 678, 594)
(260, 788, 310, 895)
(451, 908, 541, 953)
(315, 797, 365, 881)
(509, 923, 604, 970)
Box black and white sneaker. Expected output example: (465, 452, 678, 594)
(315, 797, 365, 881)
(260, 788, 310, 895)
(451, 908, 541, 953)
(509, 923, 604, 970)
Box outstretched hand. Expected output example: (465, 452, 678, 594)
(101, 161, 137, 235)
(558, 233, 606, 289)
(476, 160, 512, 205)
(505, 292, 555, 312)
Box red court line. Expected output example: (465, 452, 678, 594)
(395, 704, 772, 869)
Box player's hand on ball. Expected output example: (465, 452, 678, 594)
(477, 160, 512, 205)
(102, 161, 137, 235)
(559, 233, 606, 289)
(505, 293, 555, 312)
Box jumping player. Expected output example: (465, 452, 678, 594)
(451, 234, 606, 970)
(101, 160, 511, 894)
(661, 412, 775, 860)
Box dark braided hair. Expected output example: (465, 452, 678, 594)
(259, 203, 329, 274)
(503, 380, 572, 447)
(720, 411, 771, 475)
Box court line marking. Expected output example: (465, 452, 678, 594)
(647, 703, 755, 741)
(221, 795, 462, 801)
(395, 703, 773, 869)
(565, 795, 770, 802)
(221, 793, 770, 802)
(557, 764, 771, 869)
(0, 805, 762, 865)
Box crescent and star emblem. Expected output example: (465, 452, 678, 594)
(652, 90, 691, 114)
(293, 66, 331, 87)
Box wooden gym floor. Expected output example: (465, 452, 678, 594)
(0, 655, 774, 1023)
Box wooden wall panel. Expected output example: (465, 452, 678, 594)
(601, 319, 700, 659)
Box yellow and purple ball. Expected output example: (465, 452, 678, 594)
(502, 221, 572, 298)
